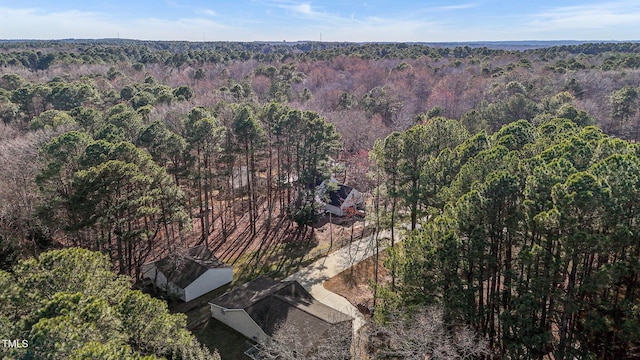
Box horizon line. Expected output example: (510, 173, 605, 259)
(1, 38, 639, 44)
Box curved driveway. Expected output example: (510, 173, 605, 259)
(285, 229, 392, 333)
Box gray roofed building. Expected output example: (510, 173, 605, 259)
(211, 276, 295, 309)
(315, 176, 365, 217)
(142, 245, 233, 302)
(209, 276, 353, 354)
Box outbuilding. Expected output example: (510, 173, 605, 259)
(141, 245, 233, 302)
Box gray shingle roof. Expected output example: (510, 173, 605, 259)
(153, 245, 230, 288)
(210, 276, 353, 336)
(327, 184, 353, 207)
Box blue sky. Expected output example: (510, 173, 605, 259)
(1, 1, 639, 42)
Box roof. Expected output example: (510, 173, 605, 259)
(255, 294, 353, 327)
(212, 276, 294, 310)
(314, 177, 356, 208)
(327, 184, 353, 207)
(152, 245, 230, 288)
(246, 294, 352, 351)
(210, 276, 352, 348)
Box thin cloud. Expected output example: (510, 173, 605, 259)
(291, 3, 313, 16)
(275, 1, 340, 21)
(436, 3, 477, 11)
(0, 4, 510, 42)
(0, 6, 231, 41)
(526, 1, 640, 37)
(255, 0, 481, 41)
(4, 1, 636, 42)
(257, 0, 469, 41)
(201, 9, 217, 17)
(318, 19, 446, 42)
(0, 7, 119, 38)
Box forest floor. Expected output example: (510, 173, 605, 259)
(324, 249, 391, 315)
(199, 193, 369, 284)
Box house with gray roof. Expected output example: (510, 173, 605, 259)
(209, 276, 353, 354)
(141, 245, 232, 302)
(315, 176, 365, 217)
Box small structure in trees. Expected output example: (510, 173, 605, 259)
(315, 177, 365, 217)
(228, 165, 268, 191)
(229, 165, 249, 190)
(209, 276, 353, 356)
(141, 245, 232, 302)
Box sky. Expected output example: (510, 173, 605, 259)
(0, 0, 639, 42)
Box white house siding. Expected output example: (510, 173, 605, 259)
(141, 263, 156, 280)
(183, 267, 233, 302)
(210, 304, 267, 341)
(342, 189, 364, 210)
(324, 203, 344, 216)
(141, 263, 186, 300)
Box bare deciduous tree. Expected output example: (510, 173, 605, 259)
(255, 320, 352, 360)
(0, 126, 72, 257)
(368, 306, 489, 360)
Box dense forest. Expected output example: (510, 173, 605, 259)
(373, 119, 640, 359)
(0, 248, 219, 359)
(1, 40, 640, 359)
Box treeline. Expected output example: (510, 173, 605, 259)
(0, 40, 505, 69)
(0, 72, 195, 125)
(3, 40, 640, 71)
(1, 40, 640, 359)
(2, 38, 640, 271)
(531, 41, 640, 57)
(372, 116, 640, 358)
(3, 40, 640, 146)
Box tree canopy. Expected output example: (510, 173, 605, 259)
(377, 118, 640, 359)
(0, 247, 219, 360)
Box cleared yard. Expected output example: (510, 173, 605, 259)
(324, 249, 391, 313)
